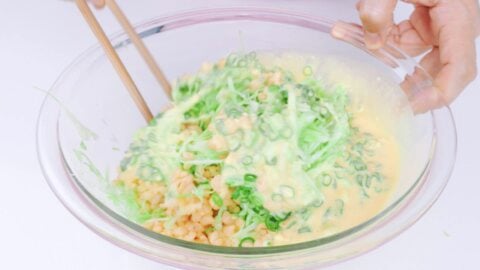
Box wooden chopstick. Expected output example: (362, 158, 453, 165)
(76, 0, 171, 122)
(105, 0, 172, 98)
(75, 0, 153, 122)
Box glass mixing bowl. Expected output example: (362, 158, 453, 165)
(36, 8, 456, 270)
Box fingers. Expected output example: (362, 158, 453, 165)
(401, 0, 438, 7)
(408, 6, 436, 45)
(410, 85, 442, 113)
(90, 0, 105, 9)
(388, 20, 431, 56)
(410, 0, 477, 112)
(400, 57, 446, 114)
(400, 49, 439, 99)
(404, 0, 479, 37)
(357, 0, 397, 49)
(432, 2, 477, 102)
(400, 50, 441, 113)
(331, 21, 399, 68)
(418, 48, 441, 77)
(331, 21, 363, 43)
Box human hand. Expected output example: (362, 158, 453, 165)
(89, 0, 105, 9)
(337, 0, 480, 113)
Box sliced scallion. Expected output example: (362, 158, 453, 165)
(244, 173, 257, 183)
(278, 185, 295, 198)
(241, 155, 253, 166)
(310, 199, 323, 208)
(239, 237, 255, 247)
(322, 174, 333, 186)
(303, 66, 313, 76)
(271, 193, 283, 202)
(265, 156, 278, 166)
(214, 119, 228, 135)
(212, 192, 223, 207)
(265, 215, 281, 231)
(298, 226, 311, 234)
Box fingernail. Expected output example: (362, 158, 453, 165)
(92, 0, 106, 8)
(331, 24, 347, 39)
(364, 31, 383, 50)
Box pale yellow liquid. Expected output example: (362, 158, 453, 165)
(255, 52, 403, 244)
(117, 52, 409, 247)
(272, 109, 400, 245)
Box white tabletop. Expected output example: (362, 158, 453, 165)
(1, 1, 479, 269)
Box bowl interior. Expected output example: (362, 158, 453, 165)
(55, 9, 434, 254)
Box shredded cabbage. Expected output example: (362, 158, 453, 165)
(115, 52, 384, 243)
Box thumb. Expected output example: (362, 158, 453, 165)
(357, 0, 397, 49)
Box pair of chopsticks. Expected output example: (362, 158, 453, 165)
(75, 0, 172, 122)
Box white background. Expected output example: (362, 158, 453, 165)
(0, 0, 479, 269)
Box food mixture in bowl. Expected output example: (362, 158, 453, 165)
(111, 52, 401, 247)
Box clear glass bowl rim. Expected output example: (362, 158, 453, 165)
(36, 7, 457, 267)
